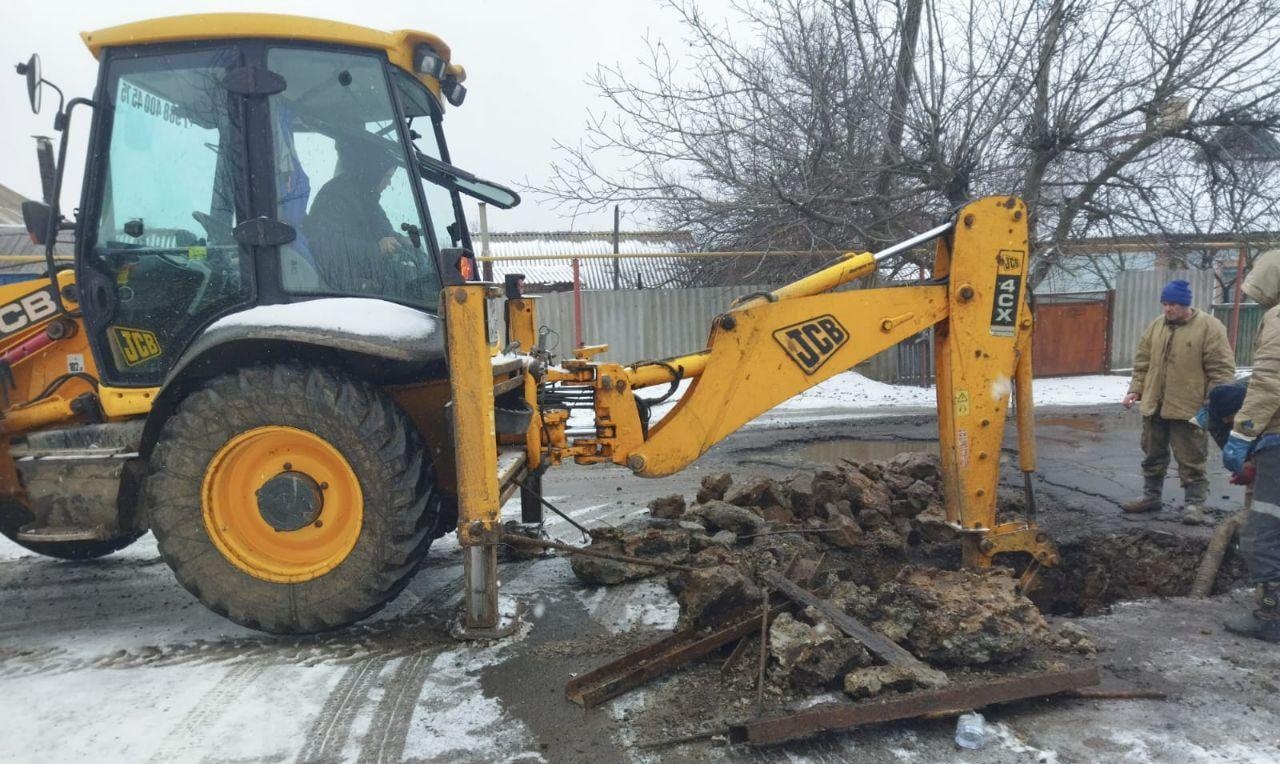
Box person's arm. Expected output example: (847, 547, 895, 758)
(1235, 312, 1280, 437)
(1203, 319, 1237, 392)
(1125, 321, 1153, 407)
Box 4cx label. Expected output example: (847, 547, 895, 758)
(110, 326, 162, 366)
(990, 248, 1025, 337)
(774, 315, 848, 375)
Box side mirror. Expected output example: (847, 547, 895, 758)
(17, 54, 42, 114)
(22, 200, 53, 246)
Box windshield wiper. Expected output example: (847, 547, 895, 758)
(416, 151, 520, 209)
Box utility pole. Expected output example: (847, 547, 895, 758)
(477, 202, 493, 282)
(611, 205, 621, 291)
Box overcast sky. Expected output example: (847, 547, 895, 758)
(0, 0, 735, 232)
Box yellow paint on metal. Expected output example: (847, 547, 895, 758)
(98, 386, 160, 418)
(627, 285, 950, 476)
(736, 251, 877, 309)
(930, 197, 1032, 567)
(626, 352, 710, 389)
(386, 380, 456, 494)
(505, 297, 543, 470)
(202, 426, 362, 583)
(81, 14, 462, 97)
(445, 285, 500, 543)
(0, 396, 78, 436)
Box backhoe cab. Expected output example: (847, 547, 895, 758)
(4, 14, 1054, 637)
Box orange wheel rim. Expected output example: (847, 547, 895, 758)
(202, 426, 363, 583)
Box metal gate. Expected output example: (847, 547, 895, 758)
(1032, 292, 1113, 376)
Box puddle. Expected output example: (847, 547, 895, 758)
(1038, 414, 1140, 434)
(790, 438, 939, 464)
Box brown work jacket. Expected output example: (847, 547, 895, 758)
(1236, 249, 1280, 437)
(1128, 309, 1235, 421)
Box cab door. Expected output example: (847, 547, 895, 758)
(77, 45, 254, 386)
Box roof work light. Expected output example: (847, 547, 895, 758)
(414, 44, 447, 79)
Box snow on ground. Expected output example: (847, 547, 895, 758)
(648, 371, 1131, 418)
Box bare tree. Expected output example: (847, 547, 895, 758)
(536, 0, 1280, 287)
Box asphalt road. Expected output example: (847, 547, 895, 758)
(1, 406, 1276, 762)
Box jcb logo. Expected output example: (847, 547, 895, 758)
(0, 288, 59, 337)
(111, 326, 162, 366)
(996, 249, 1023, 273)
(774, 315, 848, 375)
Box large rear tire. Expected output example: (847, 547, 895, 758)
(145, 365, 439, 633)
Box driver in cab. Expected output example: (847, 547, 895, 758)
(302, 139, 406, 292)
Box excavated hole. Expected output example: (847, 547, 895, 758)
(1028, 528, 1249, 616)
(759, 436, 1249, 618)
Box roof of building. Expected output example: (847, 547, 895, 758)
(475, 230, 697, 290)
(0, 184, 28, 227)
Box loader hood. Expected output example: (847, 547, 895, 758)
(1243, 248, 1280, 308)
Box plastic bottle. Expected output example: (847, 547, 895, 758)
(954, 712, 988, 750)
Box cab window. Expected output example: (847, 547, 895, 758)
(267, 47, 441, 310)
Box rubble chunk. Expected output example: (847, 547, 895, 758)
(710, 530, 739, 547)
(696, 472, 733, 503)
(676, 565, 761, 630)
(760, 506, 796, 525)
(1049, 621, 1097, 654)
(844, 470, 893, 511)
(889, 452, 942, 482)
(648, 494, 686, 520)
(843, 664, 918, 699)
(769, 613, 872, 690)
(912, 504, 957, 543)
(724, 476, 791, 510)
(570, 527, 690, 586)
(784, 473, 816, 518)
(842, 566, 1049, 666)
(820, 513, 864, 549)
(687, 500, 766, 536)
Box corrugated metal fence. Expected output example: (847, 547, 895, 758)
(530, 284, 909, 380)
(526, 268, 1243, 381)
(533, 285, 776, 364)
(1109, 269, 1218, 371)
(1212, 303, 1265, 366)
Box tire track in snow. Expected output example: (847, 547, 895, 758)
(145, 662, 266, 764)
(295, 659, 384, 764)
(352, 558, 541, 763)
(293, 571, 467, 763)
(355, 653, 433, 764)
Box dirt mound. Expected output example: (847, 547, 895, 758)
(563, 455, 1090, 701)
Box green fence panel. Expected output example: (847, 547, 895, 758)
(1213, 304, 1264, 367)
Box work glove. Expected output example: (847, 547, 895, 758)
(1223, 432, 1256, 475)
(1230, 462, 1257, 486)
(1190, 407, 1209, 429)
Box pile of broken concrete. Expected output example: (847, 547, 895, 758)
(566, 453, 1093, 700)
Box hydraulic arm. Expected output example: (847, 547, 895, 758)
(448, 195, 1055, 633)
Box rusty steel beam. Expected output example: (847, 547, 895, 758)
(565, 603, 790, 708)
(729, 665, 1099, 746)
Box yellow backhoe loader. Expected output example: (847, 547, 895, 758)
(6, 14, 1055, 635)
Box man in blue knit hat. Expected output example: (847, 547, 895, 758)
(1122, 278, 1235, 524)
